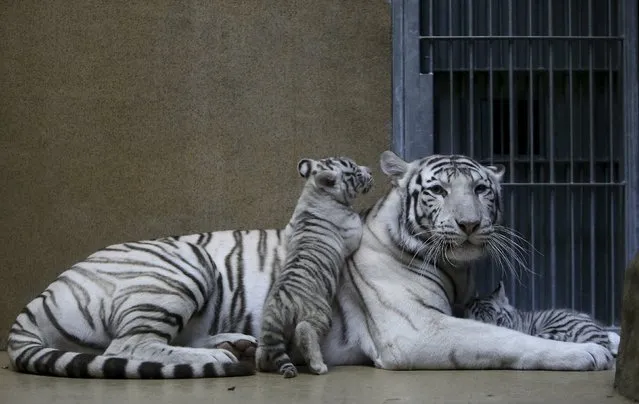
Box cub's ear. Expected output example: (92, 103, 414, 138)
(315, 170, 337, 188)
(297, 159, 315, 178)
(485, 164, 506, 182)
(380, 150, 408, 186)
(491, 281, 509, 304)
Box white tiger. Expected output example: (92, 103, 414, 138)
(6, 150, 613, 379)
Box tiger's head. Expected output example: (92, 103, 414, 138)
(464, 281, 516, 328)
(298, 156, 374, 205)
(380, 150, 506, 266)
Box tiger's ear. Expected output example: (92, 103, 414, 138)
(380, 150, 408, 186)
(298, 159, 315, 178)
(315, 170, 337, 188)
(485, 164, 506, 182)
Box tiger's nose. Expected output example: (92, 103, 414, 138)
(456, 219, 480, 235)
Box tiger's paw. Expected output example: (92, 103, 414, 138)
(213, 335, 257, 365)
(195, 333, 257, 365)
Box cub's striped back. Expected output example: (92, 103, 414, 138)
(256, 156, 373, 378)
(465, 281, 612, 351)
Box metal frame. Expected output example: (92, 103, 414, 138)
(391, 0, 639, 328)
(391, 0, 434, 161)
(623, 0, 639, 265)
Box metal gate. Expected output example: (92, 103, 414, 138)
(391, 0, 639, 329)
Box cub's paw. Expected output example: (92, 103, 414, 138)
(309, 361, 328, 375)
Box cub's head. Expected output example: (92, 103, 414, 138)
(464, 281, 516, 328)
(298, 156, 373, 204)
(380, 150, 505, 265)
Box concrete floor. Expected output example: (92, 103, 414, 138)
(0, 353, 631, 404)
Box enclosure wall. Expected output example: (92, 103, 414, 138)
(0, 0, 391, 347)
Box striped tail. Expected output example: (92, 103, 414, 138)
(8, 342, 254, 379)
(7, 316, 254, 379)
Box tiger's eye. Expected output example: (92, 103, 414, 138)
(427, 185, 447, 196)
(474, 184, 489, 194)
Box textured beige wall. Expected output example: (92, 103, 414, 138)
(0, 1, 391, 347)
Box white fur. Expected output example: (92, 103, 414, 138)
(319, 152, 613, 371)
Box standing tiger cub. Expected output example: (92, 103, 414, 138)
(256, 157, 373, 378)
(465, 281, 620, 355)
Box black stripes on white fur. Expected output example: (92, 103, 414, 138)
(7, 239, 258, 379)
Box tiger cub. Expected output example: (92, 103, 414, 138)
(465, 281, 620, 355)
(256, 156, 373, 378)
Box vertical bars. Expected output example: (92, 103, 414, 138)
(391, 0, 630, 327)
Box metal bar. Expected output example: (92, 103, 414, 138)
(417, 35, 623, 40)
(391, 0, 405, 157)
(508, 0, 516, 302)
(489, 0, 494, 164)
(448, 0, 454, 153)
(488, 0, 495, 289)
(528, 0, 536, 309)
(392, 0, 434, 161)
(425, 66, 622, 72)
(501, 183, 625, 187)
(547, 0, 557, 308)
(468, 0, 474, 157)
(428, 0, 433, 73)
(588, 0, 596, 317)
(568, 0, 576, 310)
(607, 0, 615, 326)
(623, 0, 639, 266)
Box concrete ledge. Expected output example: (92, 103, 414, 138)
(0, 352, 629, 404)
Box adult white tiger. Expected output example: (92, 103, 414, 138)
(7, 151, 613, 379)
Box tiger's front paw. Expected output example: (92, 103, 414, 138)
(527, 342, 614, 371)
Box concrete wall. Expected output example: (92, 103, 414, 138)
(0, 1, 391, 346)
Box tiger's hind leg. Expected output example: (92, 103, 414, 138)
(104, 317, 246, 372)
(294, 321, 328, 375)
(103, 289, 252, 375)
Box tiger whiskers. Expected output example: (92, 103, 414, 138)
(486, 227, 537, 284)
(407, 231, 439, 268)
(493, 225, 541, 256)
